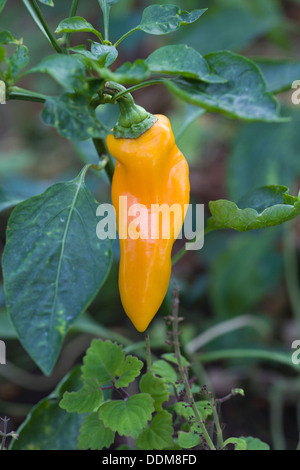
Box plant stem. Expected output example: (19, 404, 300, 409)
(112, 80, 164, 102)
(210, 395, 224, 449)
(8, 86, 47, 103)
(63, 0, 80, 49)
(93, 138, 114, 183)
(0, 417, 9, 451)
(28, 0, 63, 53)
(145, 335, 152, 372)
(171, 287, 216, 451)
(114, 27, 139, 47)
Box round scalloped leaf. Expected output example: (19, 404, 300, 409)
(78, 413, 115, 450)
(136, 411, 174, 450)
(208, 185, 300, 232)
(59, 378, 103, 414)
(139, 371, 170, 412)
(98, 394, 154, 439)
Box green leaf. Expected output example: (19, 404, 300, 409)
(90, 42, 118, 66)
(38, 0, 54, 6)
(151, 360, 177, 384)
(0, 0, 7, 14)
(146, 45, 226, 84)
(223, 437, 248, 450)
(139, 371, 170, 412)
(98, 394, 154, 439)
(55, 16, 103, 41)
(165, 51, 284, 123)
(30, 54, 87, 91)
(208, 185, 300, 232)
(254, 58, 300, 94)
(240, 436, 270, 450)
(60, 378, 104, 414)
(2, 168, 113, 374)
(9, 45, 29, 77)
(0, 187, 23, 213)
(178, 424, 201, 449)
(0, 31, 14, 44)
(10, 367, 84, 450)
(78, 413, 115, 450)
(138, 5, 207, 35)
(115, 355, 143, 388)
(82, 339, 143, 388)
(41, 93, 108, 141)
(174, 401, 212, 421)
(136, 411, 174, 450)
(107, 59, 150, 85)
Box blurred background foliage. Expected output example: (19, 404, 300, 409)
(1, 0, 300, 450)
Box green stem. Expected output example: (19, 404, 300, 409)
(114, 27, 139, 47)
(63, 0, 80, 48)
(103, 4, 110, 42)
(28, 0, 63, 53)
(0, 417, 9, 451)
(145, 334, 152, 372)
(8, 86, 47, 103)
(171, 288, 216, 451)
(93, 138, 114, 183)
(112, 80, 164, 102)
(210, 395, 224, 449)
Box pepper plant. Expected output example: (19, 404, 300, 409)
(1, 0, 300, 451)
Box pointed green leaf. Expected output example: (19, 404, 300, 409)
(0, 31, 14, 44)
(136, 411, 174, 450)
(240, 436, 270, 450)
(9, 45, 29, 77)
(138, 5, 207, 35)
(82, 339, 143, 388)
(59, 378, 104, 414)
(41, 93, 108, 141)
(139, 371, 170, 412)
(29, 55, 87, 91)
(165, 51, 284, 123)
(115, 355, 143, 388)
(146, 45, 225, 84)
(208, 185, 300, 232)
(151, 360, 177, 384)
(55, 16, 103, 41)
(98, 394, 154, 439)
(78, 413, 115, 450)
(2, 169, 113, 374)
(106, 60, 150, 85)
(90, 42, 118, 66)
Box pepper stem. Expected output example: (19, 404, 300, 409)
(103, 82, 157, 139)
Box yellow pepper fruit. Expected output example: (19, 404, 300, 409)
(107, 114, 190, 332)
